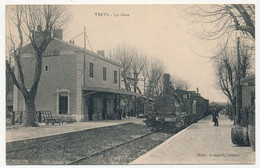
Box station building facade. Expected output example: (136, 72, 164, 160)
(13, 30, 139, 122)
(240, 74, 255, 109)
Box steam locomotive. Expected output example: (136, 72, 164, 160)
(144, 74, 209, 132)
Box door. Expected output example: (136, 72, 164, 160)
(102, 96, 107, 120)
(88, 97, 94, 121)
(59, 95, 68, 114)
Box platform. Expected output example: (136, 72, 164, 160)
(6, 117, 145, 143)
(130, 114, 255, 164)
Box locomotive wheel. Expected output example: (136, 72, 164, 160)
(163, 122, 176, 133)
(155, 123, 162, 131)
(151, 127, 157, 132)
(151, 122, 163, 132)
(145, 120, 153, 127)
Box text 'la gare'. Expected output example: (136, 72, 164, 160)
(94, 13, 130, 17)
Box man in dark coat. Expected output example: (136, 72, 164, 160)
(118, 108, 122, 120)
(212, 108, 219, 126)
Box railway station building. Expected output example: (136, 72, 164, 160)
(241, 74, 255, 109)
(13, 29, 140, 122)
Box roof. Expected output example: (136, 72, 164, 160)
(20, 38, 122, 67)
(241, 74, 255, 84)
(82, 86, 142, 97)
(194, 95, 209, 101)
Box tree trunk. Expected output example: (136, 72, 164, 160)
(24, 94, 37, 127)
(235, 37, 242, 126)
(231, 101, 236, 123)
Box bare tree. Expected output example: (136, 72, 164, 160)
(130, 51, 147, 94)
(109, 45, 147, 93)
(184, 4, 255, 125)
(6, 5, 71, 127)
(144, 58, 165, 100)
(214, 41, 253, 123)
(109, 45, 133, 91)
(215, 53, 236, 114)
(184, 4, 255, 41)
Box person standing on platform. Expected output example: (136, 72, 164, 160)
(212, 107, 219, 126)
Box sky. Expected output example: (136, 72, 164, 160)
(63, 5, 227, 102)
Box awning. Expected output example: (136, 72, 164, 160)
(82, 86, 142, 97)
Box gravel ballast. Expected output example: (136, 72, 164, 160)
(7, 123, 173, 165)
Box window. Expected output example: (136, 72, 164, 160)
(89, 62, 94, 78)
(45, 65, 49, 72)
(114, 70, 117, 84)
(103, 67, 106, 81)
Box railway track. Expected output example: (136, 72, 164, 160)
(7, 123, 172, 165)
(66, 131, 156, 165)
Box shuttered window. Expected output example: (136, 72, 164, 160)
(114, 70, 117, 84)
(89, 62, 94, 78)
(103, 67, 106, 81)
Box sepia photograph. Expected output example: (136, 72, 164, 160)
(1, 0, 258, 167)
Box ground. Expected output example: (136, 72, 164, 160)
(6, 122, 172, 165)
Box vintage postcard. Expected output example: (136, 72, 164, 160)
(2, 0, 258, 167)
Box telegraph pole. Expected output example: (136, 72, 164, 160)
(83, 26, 86, 86)
(133, 70, 137, 116)
(235, 36, 241, 125)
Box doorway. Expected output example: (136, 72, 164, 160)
(59, 94, 68, 114)
(102, 95, 107, 120)
(88, 97, 94, 121)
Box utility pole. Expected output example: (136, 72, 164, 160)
(235, 36, 241, 125)
(133, 70, 137, 117)
(83, 26, 86, 86)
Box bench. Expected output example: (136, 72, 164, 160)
(35, 111, 43, 123)
(41, 111, 61, 125)
(60, 114, 76, 124)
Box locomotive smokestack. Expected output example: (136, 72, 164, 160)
(163, 73, 171, 95)
(197, 87, 199, 94)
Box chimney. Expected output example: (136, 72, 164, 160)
(97, 50, 105, 57)
(34, 25, 42, 39)
(69, 40, 75, 45)
(53, 29, 63, 40)
(197, 87, 199, 95)
(162, 73, 171, 95)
